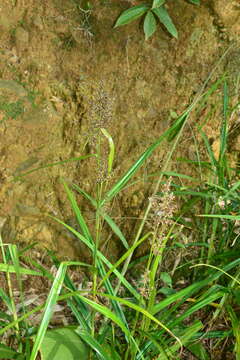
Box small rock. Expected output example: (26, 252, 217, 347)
(14, 203, 40, 217)
(15, 27, 29, 52)
(32, 15, 43, 31)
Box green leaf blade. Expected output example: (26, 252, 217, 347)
(115, 4, 149, 27)
(152, 0, 165, 8)
(153, 6, 178, 38)
(40, 328, 89, 360)
(144, 11, 157, 40)
(76, 330, 112, 360)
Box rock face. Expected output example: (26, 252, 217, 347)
(213, 0, 240, 41)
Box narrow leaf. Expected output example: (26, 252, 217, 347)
(153, 6, 178, 38)
(144, 11, 157, 40)
(51, 217, 141, 301)
(30, 262, 82, 360)
(153, 258, 240, 315)
(61, 180, 93, 244)
(0, 344, 21, 359)
(152, 0, 165, 8)
(77, 295, 131, 338)
(102, 111, 189, 205)
(115, 4, 149, 27)
(76, 330, 112, 360)
(103, 213, 129, 249)
(13, 154, 95, 181)
(0, 263, 43, 276)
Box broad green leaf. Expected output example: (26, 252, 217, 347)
(159, 287, 175, 296)
(152, 0, 165, 8)
(40, 328, 89, 360)
(115, 4, 149, 27)
(160, 272, 172, 287)
(153, 6, 178, 38)
(144, 11, 157, 40)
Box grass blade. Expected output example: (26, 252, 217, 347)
(76, 329, 112, 360)
(51, 216, 141, 301)
(99, 232, 151, 288)
(103, 213, 129, 249)
(96, 293, 182, 349)
(102, 112, 189, 205)
(153, 258, 240, 315)
(29, 261, 82, 360)
(13, 154, 95, 181)
(61, 180, 93, 244)
(0, 263, 43, 276)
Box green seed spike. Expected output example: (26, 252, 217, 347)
(101, 128, 115, 176)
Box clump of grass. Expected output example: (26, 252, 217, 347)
(0, 72, 239, 359)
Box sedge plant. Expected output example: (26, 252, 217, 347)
(0, 57, 239, 359)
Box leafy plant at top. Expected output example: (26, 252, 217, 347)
(115, 0, 200, 40)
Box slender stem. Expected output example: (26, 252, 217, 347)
(91, 134, 103, 337)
